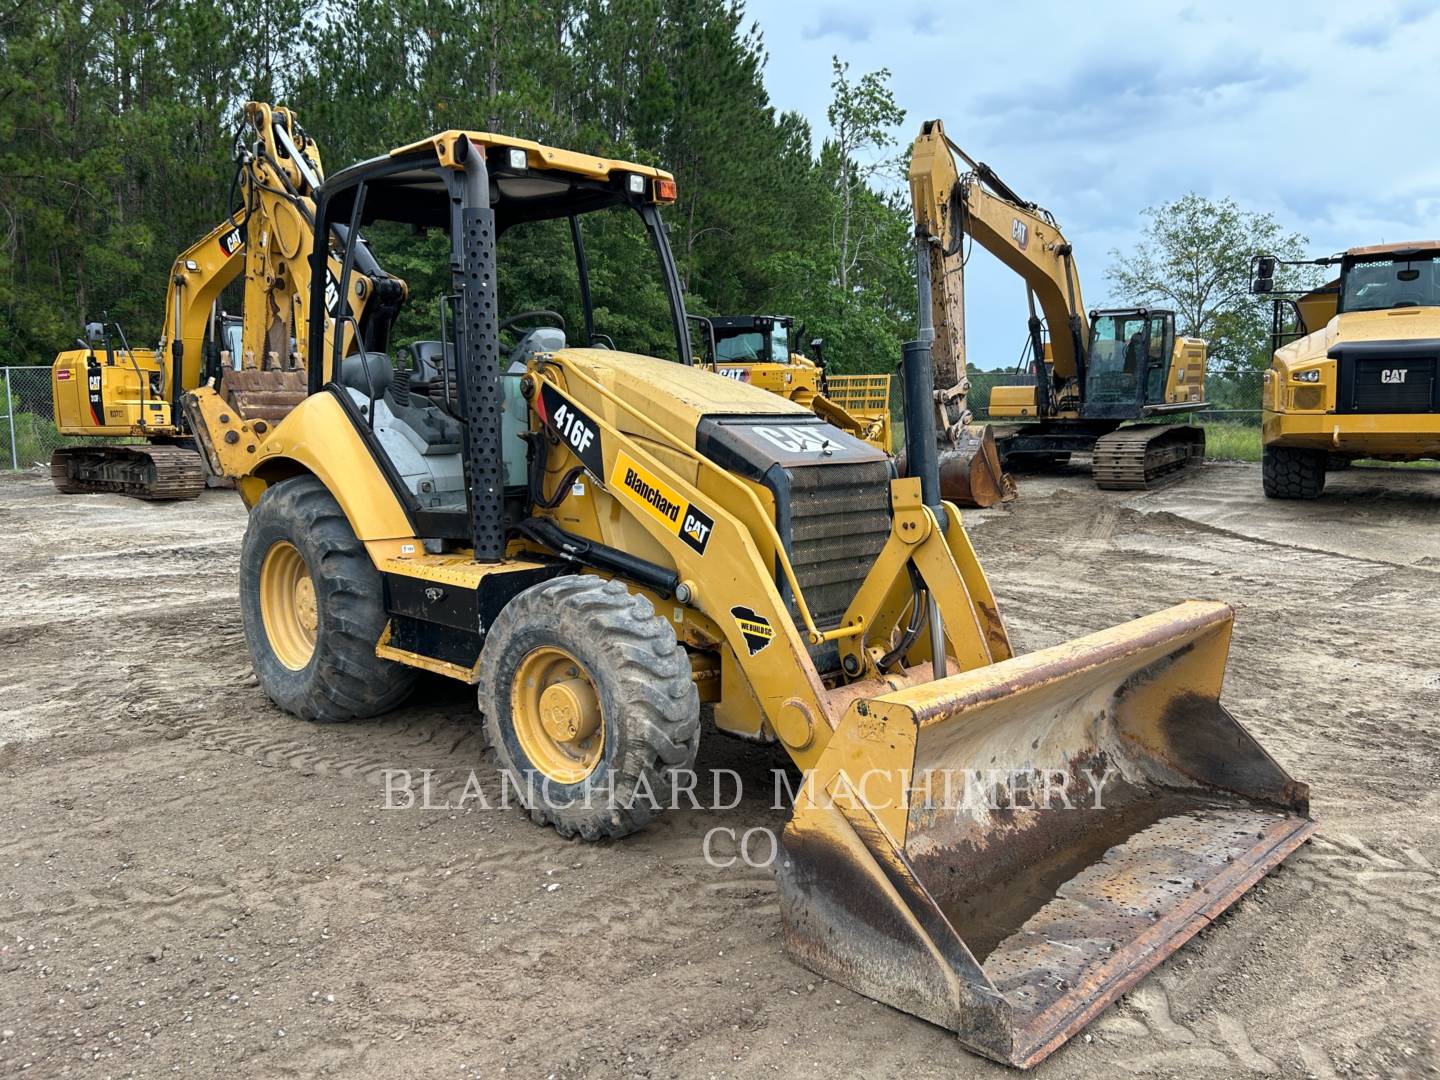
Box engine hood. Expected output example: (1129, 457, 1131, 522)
(553, 347, 813, 434)
(1277, 306, 1440, 367)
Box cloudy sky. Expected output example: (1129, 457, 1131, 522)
(748, 0, 1440, 368)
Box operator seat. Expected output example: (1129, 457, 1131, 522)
(337, 352, 394, 396)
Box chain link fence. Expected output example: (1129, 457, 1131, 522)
(0, 366, 75, 472)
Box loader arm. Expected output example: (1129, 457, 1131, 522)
(527, 352, 1008, 772)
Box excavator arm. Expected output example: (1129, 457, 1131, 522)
(902, 120, 1019, 507)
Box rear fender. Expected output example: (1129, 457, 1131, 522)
(214, 389, 414, 542)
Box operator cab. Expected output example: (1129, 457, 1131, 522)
(706, 315, 793, 365)
(308, 136, 687, 543)
(1338, 247, 1440, 313)
(1082, 308, 1176, 418)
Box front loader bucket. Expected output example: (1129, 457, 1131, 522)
(777, 601, 1312, 1068)
(937, 424, 1015, 508)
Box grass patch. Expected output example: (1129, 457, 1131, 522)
(1197, 422, 1439, 469)
(1202, 422, 1261, 462)
(1353, 457, 1440, 470)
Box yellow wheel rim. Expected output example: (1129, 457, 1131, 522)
(512, 646, 604, 784)
(259, 541, 317, 671)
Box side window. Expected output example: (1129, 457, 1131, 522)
(362, 220, 456, 356)
(1148, 315, 1171, 363)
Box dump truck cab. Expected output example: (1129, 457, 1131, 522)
(1255, 243, 1440, 497)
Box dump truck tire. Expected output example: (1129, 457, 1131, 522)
(477, 575, 700, 841)
(1262, 444, 1325, 499)
(240, 475, 416, 721)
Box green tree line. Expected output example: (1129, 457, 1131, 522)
(0, 0, 914, 372)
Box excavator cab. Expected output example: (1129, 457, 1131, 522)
(1083, 309, 1176, 416)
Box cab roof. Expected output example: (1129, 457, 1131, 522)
(390, 130, 674, 183)
(1344, 241, 1440, 258)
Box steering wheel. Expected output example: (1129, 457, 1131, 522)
(499, 310, 565, 335)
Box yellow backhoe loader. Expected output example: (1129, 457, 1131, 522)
(190, 124, 1312, 1068)
(50, 103, 396, 498)
(692, 314, 892, 453)
(909, 120, 1209, 493)
(1252, 244, 1440, 497)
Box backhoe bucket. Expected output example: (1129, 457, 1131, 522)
(777, 601, 1312, 1068)
(937, 424, 1015, 508)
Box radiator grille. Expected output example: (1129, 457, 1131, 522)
(1347, 355, 1437, 413)
(1330, 342, 1440, 415)
(783, 460, 892, 636)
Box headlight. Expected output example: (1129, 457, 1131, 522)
(1293, 369, 1321, 383)
(626, 173, 645, 195)
(506, 148, 527, 171)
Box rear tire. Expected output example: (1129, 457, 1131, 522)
(240, 475, 416, 720)
(1262, 445, 1326, 499)
(476, 575, 700, 841)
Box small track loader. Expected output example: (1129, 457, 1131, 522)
(192, 125, 1313, 1068)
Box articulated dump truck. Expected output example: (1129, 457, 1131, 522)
(190, 116, 1314, 1068)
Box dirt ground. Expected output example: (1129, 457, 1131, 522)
(1, 461, 1437, 1079)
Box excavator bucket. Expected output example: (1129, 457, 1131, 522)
(937, 423, 1015, 508)
(777, 601, 1312, 1069)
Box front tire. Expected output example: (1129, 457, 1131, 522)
(1262, 444, 1326, 499)
(476, 575, 700, 840)
(240, 475, 416, 720)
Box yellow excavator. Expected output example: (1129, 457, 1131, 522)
(1253, 243, 1440, 496)
(188, 120, 1312, 1068)
(692, 313, 892, 453)
(49, 103, 393, 498)
(909, 120, 1210, 492)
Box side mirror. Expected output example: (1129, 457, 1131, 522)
(1251, 255, 1276, 295)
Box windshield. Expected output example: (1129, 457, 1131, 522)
(713, 322, 789, 364)
(1340, 253, 1440, 312)
(716, 331, 765, 362)
(1086, 313, 1149, 404)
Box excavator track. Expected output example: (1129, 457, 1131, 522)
(1091, 423, 1205, 490)
(50, 444, 205, 500)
